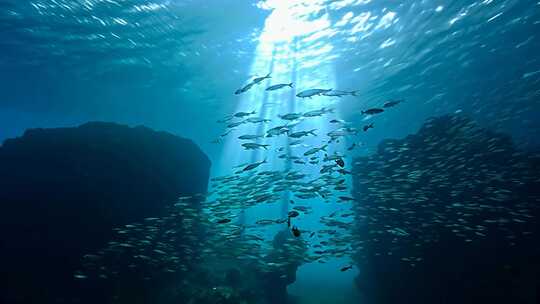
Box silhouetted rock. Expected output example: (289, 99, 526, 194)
(0, 122, 210, 304)
(351, 115, 539, 304)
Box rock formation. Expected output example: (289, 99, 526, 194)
(0, 122, 211, 303)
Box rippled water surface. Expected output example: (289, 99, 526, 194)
(0, 1, 539, 304)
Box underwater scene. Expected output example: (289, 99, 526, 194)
(0, 0, 539, 303)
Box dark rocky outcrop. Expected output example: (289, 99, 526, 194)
(0, 122, 210, 303)
(351, 115, 539, 304)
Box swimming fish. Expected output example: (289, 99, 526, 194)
(289, 129, 317, 138)
(235, 82, 255, 95)
(303, 108, 334, 117)
(383, 99, 404, 108)
(242, 143, 270, 150)
(238, 134, 264, 140)
(252, 73, 271, 84)
(266, 83, 293, 91)
(304, 145, 328, 156)
(322, 90, 358, 97)
(291, 226, 301, 237)
(340, 265, 353, 272)
(279, 113, 303, 120)
(362, 108, 384, 115)
(242, 159, 267, 171)
(296, 89, 332, 98)
(234, 111, 256, 118)
(363, 123, 374, 131)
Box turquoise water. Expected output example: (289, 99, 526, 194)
(0, 1, 539, 303)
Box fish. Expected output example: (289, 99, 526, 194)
(340, 265, 353, 272)
(235, 82, 255, 95)
(266, 83, 293, 91)
(330, 119, 346, 124)
(252, 72, 271, 84)
(338, 196, 355, 201)
(266, 125, 289, 137)
(383, 99, 404, 108)
(303, 108, 334, 117)
(363, 123, 374, 131)
(296, 89, 332, 98)
(234, 111, 256, 118)
(322, 90, 358, 97)
(289, 129, 317, 138)
(256, 219, 277, 225)
(335, 158, 345, 168)
(216, 218, 231, 224)
(238, 134, 264, 140)
(288, 210, 300, 218)
(246, 117, 271, 123)
(304, 144, 328, 156)
(291, 226, 301, 237)
(320, 164, 335, 174)
(279, 113, 303, 120)
(242, 143, 270, 150)
(362, 108, 384, 115)
(347, 143, 357, 151)
(227, 121, 245, 128)
(243, 159, 267, 171)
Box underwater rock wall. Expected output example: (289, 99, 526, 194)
(351, 115, 539, 304)
(0, 122, 210, 303)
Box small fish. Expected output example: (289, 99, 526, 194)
(252, 72, 271, 84)
(322, 90, 358, 97)
(363, 123, 374, 132)
(288, 210, 300, 218)
(383, 99, 404, 108)
(279, 113, 303, 120)
(246, 117, 271, 123)
(243, 159, 267, 171)
(304, 144, 328, 156)
(266, 83, 293, 91)
(242, 143, 270, 150)
(335, 158, 345, 168)
(216, 218, 231, 224)
(234, 111, 256, 118)
(340, 265, 353, 272)
(227, 121, 245, 128)
(296, 89, 332, 98)
(330, 119, 345, 124)
(289, 129, 317, 138)
(303, 107, 334, 117)
(266, 125, 289, 137)
(309, 232, 316, 238)
(235, 82, 255, 95)
(338, 196, 355, 201)
(362, 108, 384, 115)
(238, 134, 264, 140)
(347, 143, 356, 151)
(291, 226, 301, 237)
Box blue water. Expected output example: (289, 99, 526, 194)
(1, 1, 539, 303)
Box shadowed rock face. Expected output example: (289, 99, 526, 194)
(351, 115, 539, 304)
(0, 122, 210, 303)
